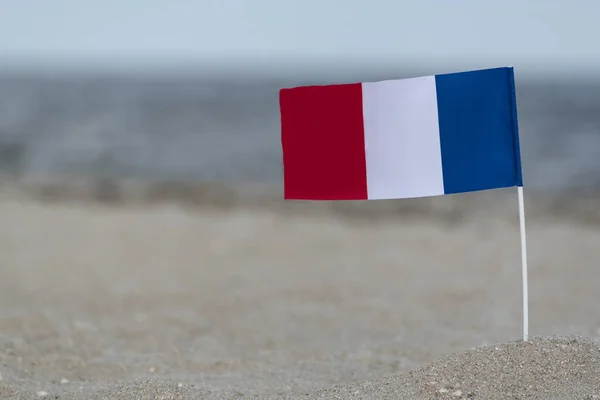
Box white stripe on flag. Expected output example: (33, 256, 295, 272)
(361, 76, 444, 200)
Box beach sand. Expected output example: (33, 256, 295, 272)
(1, 181, 600, 399)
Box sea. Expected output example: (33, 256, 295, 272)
(1, 71, 600, 193)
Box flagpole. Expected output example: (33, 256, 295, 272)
(517, 185, 529, 341)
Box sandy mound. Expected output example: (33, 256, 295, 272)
(3, 336, 597, 399)
(308, 336, 600, 400)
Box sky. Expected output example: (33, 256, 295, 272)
(0, 0, 598, 76)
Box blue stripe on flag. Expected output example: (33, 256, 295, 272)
(435, 67, 523, 195)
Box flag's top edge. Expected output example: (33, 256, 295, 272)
(279, 66, 513, 92)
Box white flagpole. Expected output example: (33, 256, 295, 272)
(517, 185, 529, 341)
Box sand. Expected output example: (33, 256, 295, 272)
(1, 180, 600, 399)
(310, 336, 600, 400)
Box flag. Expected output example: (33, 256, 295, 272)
(279, 67, 523, 201)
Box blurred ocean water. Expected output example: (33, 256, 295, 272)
(1, 73, 600, 191)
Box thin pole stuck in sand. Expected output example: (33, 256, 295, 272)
(517, 185, 529, 341)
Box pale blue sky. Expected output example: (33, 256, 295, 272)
(0, 0, 597, 75)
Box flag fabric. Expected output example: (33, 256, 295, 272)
(279, 67, 523, 201)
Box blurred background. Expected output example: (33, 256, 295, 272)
(1, 0, 600, 191)
(2, 1, 600, 397)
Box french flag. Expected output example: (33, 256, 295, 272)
(279, 67, 523, 200)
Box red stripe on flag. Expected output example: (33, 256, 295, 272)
(279, 83, 368, 200)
